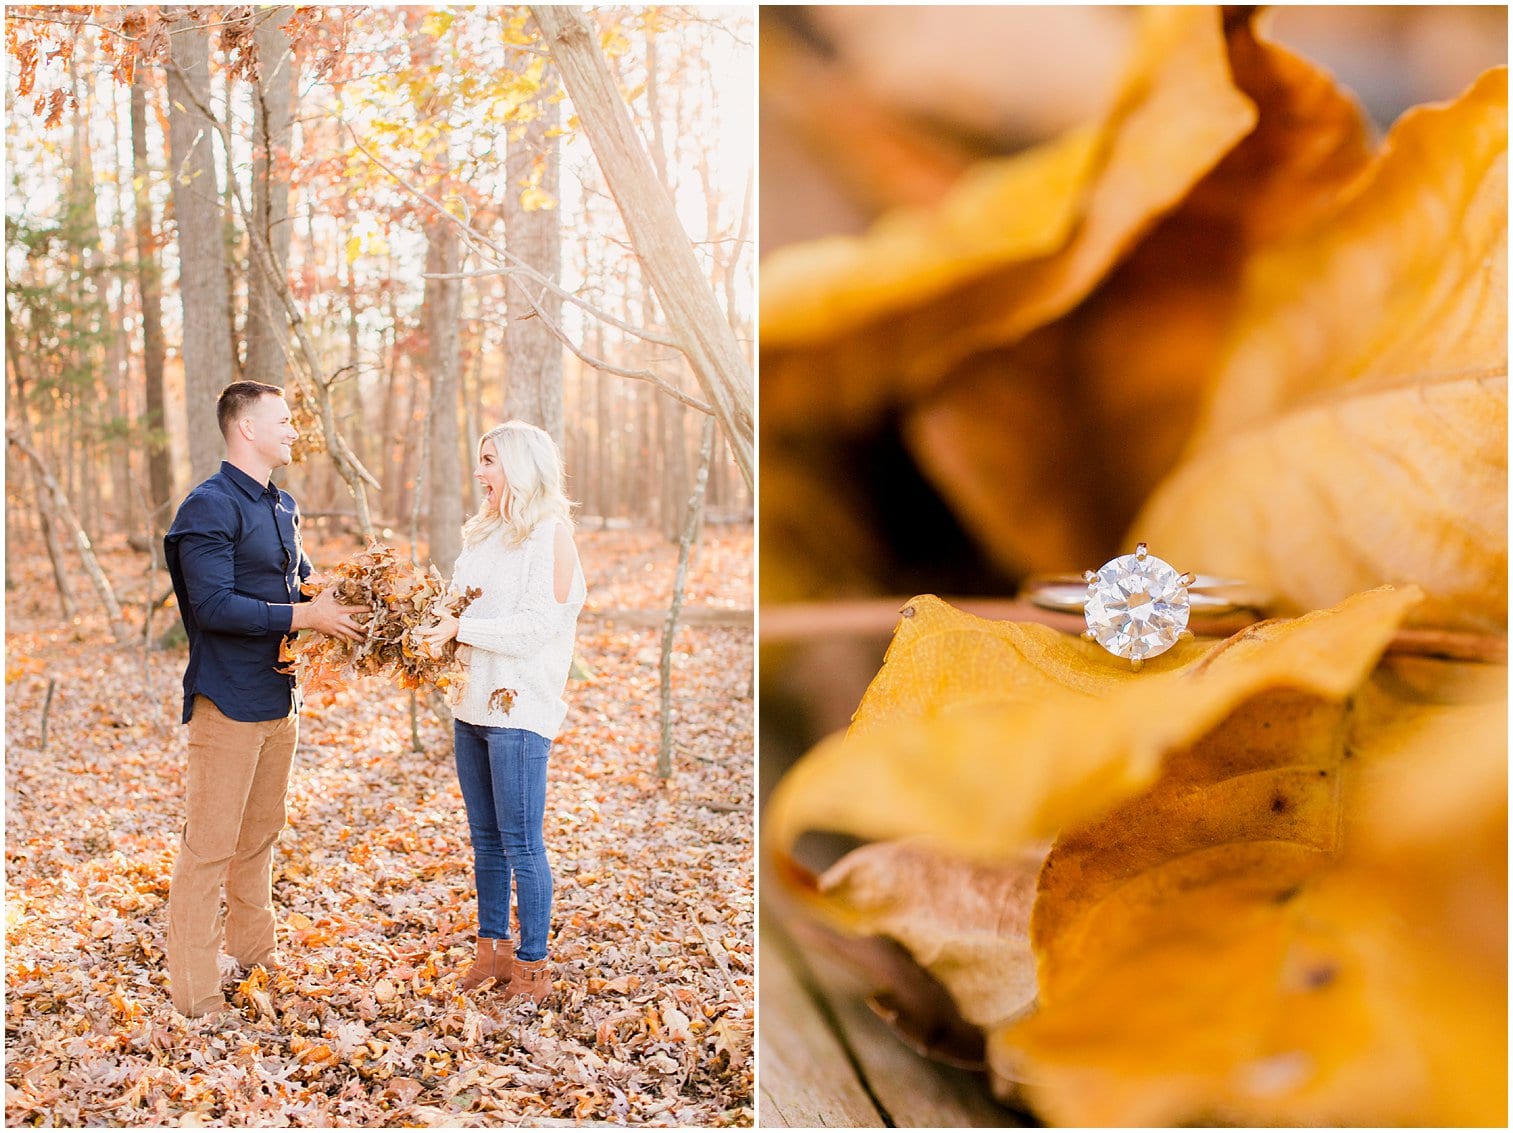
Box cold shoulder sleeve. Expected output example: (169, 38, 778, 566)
(455, 523, 582, 659)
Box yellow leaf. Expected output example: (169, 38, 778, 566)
(760, 7, 1375, 599)
(768, 587, 1419, 862)
(760, 126, 1097, 355)
(519, 185, 556, 212)
(761, 7, 1256, 410)
(1008, 659, 1506, 1126)
(344, 235, 362, 265)
(600, 26, 630, 59)
(500, 19, 536, 48)
(421, 10, 453, 39)
(1134, 68, 1509, 632)
(768, 589, 1506, 1126)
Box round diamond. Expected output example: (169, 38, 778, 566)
(1085, 549, 1190, 661)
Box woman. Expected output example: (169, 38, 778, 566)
(417, 420, 585, 1004)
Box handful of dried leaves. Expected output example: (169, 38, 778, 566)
(279, 542, 481, 699)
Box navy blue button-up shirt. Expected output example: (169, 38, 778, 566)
(164, 461, 314, 724)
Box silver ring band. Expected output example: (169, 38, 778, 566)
(1018, 543, 1270, 665)
(1021, 574, 1269, 617)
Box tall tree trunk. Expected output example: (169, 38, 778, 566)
(339, 227, 362, 473)
(396, 356, 422, 529)
(702, 158, 752, 519)
(637, 384, 655, 524)
(658, 415, 716, 778)
(380, 278, 402, 522)
(166, 11, 236, 484)
(407, 16, 462, 569)
(594, 320, 610, 520)
(643, 26, 688, 542)
(502, 70, 564, 444)
(657, 390, 689, 541)
(106, 77, 136, 536)
(245, 5, 299, 386)
(725, 169, 754, 336)
(465, 317, 486, 454)
(69, 49, 105, 536)
(223, 57, 242, 380)
(424, 217, 463, 574)
(531, 5, 752, 491)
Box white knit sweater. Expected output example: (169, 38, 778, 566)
(450, 520, 585, 740)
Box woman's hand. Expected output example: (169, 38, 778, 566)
(415, 611, 459, 658)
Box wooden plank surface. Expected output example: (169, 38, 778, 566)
(760, 915, 1026, 1127)
(760, 916, 885, 1127)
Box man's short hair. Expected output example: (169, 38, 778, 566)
(217, 381, 285, 438)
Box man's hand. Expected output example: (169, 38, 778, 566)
(290, 586, 370, 642)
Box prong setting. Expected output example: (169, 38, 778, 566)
(1083, 545, 1191, 664)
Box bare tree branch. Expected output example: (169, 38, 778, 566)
(7, 428, 129, 643)
(346, 124, 683, 350)
(425, 266, 712, 411)
(531, 5, 753, 490)
(520, 284, 715, 414)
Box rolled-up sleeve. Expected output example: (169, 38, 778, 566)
(172, 494, 293, 635)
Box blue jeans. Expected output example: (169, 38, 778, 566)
(453, 722, 553, 961)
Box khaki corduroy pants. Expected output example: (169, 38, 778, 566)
(166, 695, 297, 1017)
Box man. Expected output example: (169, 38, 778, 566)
(163, 381, 369, 1018)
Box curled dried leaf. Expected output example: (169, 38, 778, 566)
(281, 541, 482, 696)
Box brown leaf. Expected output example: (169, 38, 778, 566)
(1134, 68, 1508, 631)
(817, 840, 1043, 1035)
(1006, 662, 1506, 1126)
(762, 8, 1379, 598)
(284, 542, 482, 693)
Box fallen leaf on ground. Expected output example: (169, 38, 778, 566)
(5, 528, 754, 1127)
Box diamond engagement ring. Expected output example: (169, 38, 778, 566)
(1022, 544, 1269, 668)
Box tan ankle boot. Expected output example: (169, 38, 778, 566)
(503, 956, 551, 1005)
(494, 938, 516, 985)
(460, 938, 515, 992)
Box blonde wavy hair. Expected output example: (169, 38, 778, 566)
(461, 421, 576, 547)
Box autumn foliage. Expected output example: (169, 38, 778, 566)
(6, 529, 754, 1126)
(764, 6, 1505, 1127)
(279, 543, 481, 699)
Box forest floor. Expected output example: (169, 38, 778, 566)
(4, 525, 754, 1127)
